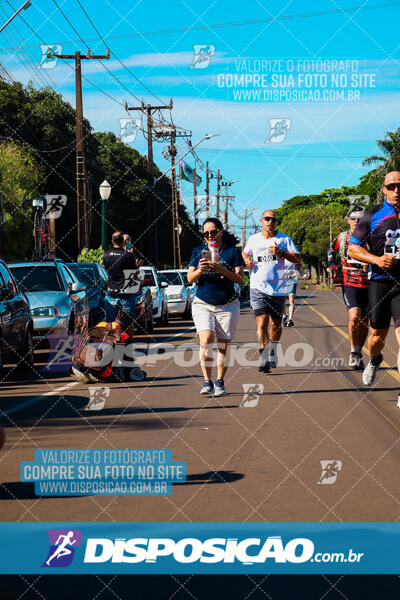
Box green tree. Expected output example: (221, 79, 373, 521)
(0, 140, 44, 259)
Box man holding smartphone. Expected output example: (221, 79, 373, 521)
(242, 210, 300, 373)
(348, 171, 400, 388)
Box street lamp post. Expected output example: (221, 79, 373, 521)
(100, 180, 111, 251)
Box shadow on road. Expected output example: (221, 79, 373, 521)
(0, 470, 244, 501)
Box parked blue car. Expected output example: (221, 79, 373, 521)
(66, 262, 108, 326)
(9, 259, 89, 341)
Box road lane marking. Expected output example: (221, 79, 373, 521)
(3, 381, 79, 416)
(304, 301, 400, 384)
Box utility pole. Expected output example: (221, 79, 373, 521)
(193, 166, 198, 231)
(216, 169, 221, 219)
(125, 99, 173, 266)
(205, 161, 210, 219)
(48, 48, 110, 252)
(169, 130, 181, 268)
(241, 208, 248, 248)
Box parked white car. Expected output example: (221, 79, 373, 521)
(139, 266, 169, 326)
(177, 268, 196, 300)
(159, 270, 192, 319)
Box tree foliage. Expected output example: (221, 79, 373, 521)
(0, 140, 44, 259)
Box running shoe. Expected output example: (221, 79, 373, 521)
(355, 353, 365, 371)
(214, 379, 227, 396)
(362, 354, 383, 386)
(200, 380, 214, 395)
(287, 319, 294, 327)
(258, 361, 271, 373)
(348, 352, 358, 368)
(282, 315, 289, 327)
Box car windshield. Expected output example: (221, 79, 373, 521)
(160, 272, 182, 286)
(67, 264, 98, 288)
(141, 271, 156, 286)
(10, 266, 63, 292)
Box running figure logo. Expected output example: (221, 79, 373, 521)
(42, 529, 82, 567)
(38, 44, 62, 69)
(86, 386, 110, 411)
(44, 335, 75, 372)
(265, 118, 291, 143)
(190, 45, 215, 69)
(122, 269, 140, 294)
(317, 460, 343, 485)
(240, 383, 264, 408)
(119, 117, 141, 143)
(43, 195, 67, 219)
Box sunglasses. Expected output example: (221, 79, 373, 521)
(385, 183, 400, 191)
(203, 230, 220, 237)
(263, 216, 277, 222)
(349, 216, 360, 221)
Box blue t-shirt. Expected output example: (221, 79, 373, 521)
(189, 244, 245, 305)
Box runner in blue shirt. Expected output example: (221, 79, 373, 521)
(348, 170, 400, 388)
(188, 218, 245, 396)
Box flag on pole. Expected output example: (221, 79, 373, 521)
(180, 159, 202, 186)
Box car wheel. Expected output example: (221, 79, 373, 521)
(162, 304, 169, 326)
(182, 301, 191, 320)
(68, 314, 75, 335)
(23, 329, 34, 369)
(146, 311, 154, 333)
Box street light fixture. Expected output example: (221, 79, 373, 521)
(100, 179, 111, 251)
(0, 1, 32, 34)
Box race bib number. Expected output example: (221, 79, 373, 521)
(255, 248, 277, 263)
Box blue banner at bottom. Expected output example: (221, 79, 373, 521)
(0, 522, 398, 574)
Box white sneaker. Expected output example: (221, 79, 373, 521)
(362, 356, 382, 386)
(214, 379, 227, 396)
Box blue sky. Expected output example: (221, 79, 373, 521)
(0, 0, 399, 233)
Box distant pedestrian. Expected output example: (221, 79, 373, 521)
(187, 218, 245, 396)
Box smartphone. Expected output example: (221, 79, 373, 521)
(201, 250, 212, 261)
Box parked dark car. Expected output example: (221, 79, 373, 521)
(134, 281, 154, 334)
(66, 262, 108, 326)
(0, 259, 34, 372)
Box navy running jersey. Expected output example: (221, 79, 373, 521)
(349, 200, 400, 281)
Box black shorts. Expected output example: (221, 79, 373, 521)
(342, 285, 369, 315)
(368, 280, 400, 329)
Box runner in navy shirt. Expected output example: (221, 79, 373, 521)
(188, 218, 245, 397)
(348, 170, 400, 389)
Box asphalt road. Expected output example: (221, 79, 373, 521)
(1, 282, 400, 522)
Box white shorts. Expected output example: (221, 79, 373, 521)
(191, 297, 240, 340)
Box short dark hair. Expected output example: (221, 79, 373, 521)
(112, 231, 124, 246)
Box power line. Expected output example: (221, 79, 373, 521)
(75, 0, 167, 105)
(0, 2, 398, 51)
(51, 0, 88, 50)
(5, 1, 126, 109)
